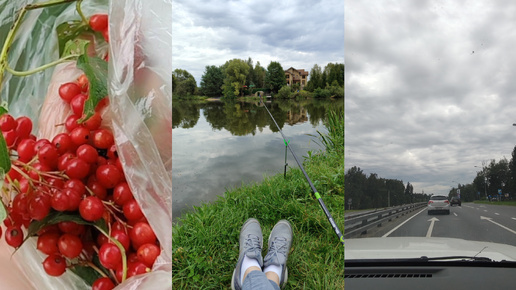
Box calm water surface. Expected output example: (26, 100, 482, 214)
(172, 98, 343, 222)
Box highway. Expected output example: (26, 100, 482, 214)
(370, 203, 516, 246)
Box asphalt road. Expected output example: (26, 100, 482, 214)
(377, 203, 516, 246)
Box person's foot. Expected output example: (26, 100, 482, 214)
(263, 220, 293, 288)
(231, 218, 263, 290)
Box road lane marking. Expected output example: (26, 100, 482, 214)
(512, 218, 516, 221)
(382, 207, 427, 237)
(453, 213, 458, 216)
(426, 217, 439, 238)
(484, 210, 488, 212)
(481, 216, 516, 235)
(495, 213, 500, 215)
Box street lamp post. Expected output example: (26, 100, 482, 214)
(474, 165, 488, 200)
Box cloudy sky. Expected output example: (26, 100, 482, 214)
(346, 0, 516, 195)
(172, 0, 344, 84)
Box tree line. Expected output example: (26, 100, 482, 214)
(345, 166, 430, 210)
(450, 145, 516, 201)
(172, 58, 344, 99)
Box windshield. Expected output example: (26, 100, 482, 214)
(345, 0, 516, 264)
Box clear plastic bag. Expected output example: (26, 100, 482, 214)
(0, 0, 172, 289)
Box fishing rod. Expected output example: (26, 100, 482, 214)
(259, 96, 344, 246)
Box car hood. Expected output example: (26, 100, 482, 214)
(345, 237, 516, 262)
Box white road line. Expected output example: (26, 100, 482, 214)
(484, 210, 488, 212)
(481, 216, 516, 235)
(426, 217, 439, 238)
(382, 207, 427, 237)
(453, 213, 458, 216)
(495, 213, 500, 215)
(512, 218, 516, 221)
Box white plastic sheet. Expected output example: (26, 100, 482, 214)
(0, 0, 172, 289)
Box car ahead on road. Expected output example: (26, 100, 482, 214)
(450, 196, 461, 206)
(428, 195, 450, 215)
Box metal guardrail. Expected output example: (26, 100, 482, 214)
(344, 202, 427, 238)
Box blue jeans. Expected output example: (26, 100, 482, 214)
(242, 270, 281, 290)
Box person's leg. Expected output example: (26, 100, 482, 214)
(263, 220, 293, 289)
(242, 270, 280, 290)
(232, 218, 264, 290)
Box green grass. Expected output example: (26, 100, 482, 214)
(473, 200, 516, 206)
(172, 110, 344, 289)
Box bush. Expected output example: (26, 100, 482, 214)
(312, 88, 331, 98)
(327, 84, 344, 98)
(292, 90, 312, 100)
(276, 85, 292, 99)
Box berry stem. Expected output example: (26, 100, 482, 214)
(5, 54, 80, 77)
(0, 0, 78, 96)
(76, 260, 109, 278)
(75, 0, 88, 26)
(94, 225, 128, 282)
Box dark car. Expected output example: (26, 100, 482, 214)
(450, 196, 461, 206)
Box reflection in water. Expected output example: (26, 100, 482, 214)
(173, 99, 343, 135)
(172, 98, 343, 222)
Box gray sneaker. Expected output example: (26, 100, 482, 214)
(263, 220, 293, 288)
(231, 218, 263, 290)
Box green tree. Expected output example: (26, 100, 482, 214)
(246, 57, 255, 88)
(325, 63, 344, 87)
(172, 69, 197, 97)
(200, 65, 224, 97)
(509, 145, 516, 195)
(277, 85, 292, 99)
(254, 61, 266, 88)
(221, 59, 250, 98)
(306, 64, 322, 92)
(265, 61, 286, 93)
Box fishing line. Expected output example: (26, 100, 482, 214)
(259, 97, 344, 246)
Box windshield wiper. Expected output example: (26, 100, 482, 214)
(417, 256, 493, 262)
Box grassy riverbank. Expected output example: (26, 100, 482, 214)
(172, 109, 344, 289)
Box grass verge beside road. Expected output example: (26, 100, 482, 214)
(172, 109, 344, 289)
(474, 200, 516, 207)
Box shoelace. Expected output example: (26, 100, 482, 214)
(264, 237, 288, 265)
(244, 234, 261, 255)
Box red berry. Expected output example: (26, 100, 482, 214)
(79, 196, 104, 221)
(58, 233, 83, 258)
(70, 94, 88, 117)
(111, 230, 130, 251)
(92, 277, 115, 290)
(82, 112, 102, 131)
(58, 82, 82, 103)
(65, 158, 90, 180)
(27, 193, 51, 221)
(123, 199, 144, 221)
(65, 115, 80, 132)
(99, 242, 122, 270)
(113, 182, 134, 206)
(92, 129, 114, 149)
(15, 116, 32, 139)
(96, 164, 121, 189)
(77, 144, 98, 164)
(3, 130, 16, 147)
(0, 114, 16, 131)
(89, 14, 108, 32)
(5, 225, 24, 248)
(77, 75, 89, 92)
(37, 232, 60, 255)
(129, 222, 156, 250)
(69, 126, 91, 146)
(127, 261, 149, 278)
(52, 133, 74, 154)
(16, 138, 36, 162)
(137, 243, 161, 267)
(58, 221, 85, 236)
(42, 253, 67, 276)
(37, 143, 59, 169)
(51, 189, 70, 212)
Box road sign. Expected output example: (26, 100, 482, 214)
(498, 189, 502, 195)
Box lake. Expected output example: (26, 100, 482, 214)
(172, 98, 343, 222)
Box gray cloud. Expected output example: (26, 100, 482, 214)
(173, 0, 344, 84)
(346, 0, 516, 195)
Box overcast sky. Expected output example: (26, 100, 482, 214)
(346, 0, 516, 195)
(172, 0, 344, 85)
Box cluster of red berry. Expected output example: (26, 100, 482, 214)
(0, 76, 159, 288)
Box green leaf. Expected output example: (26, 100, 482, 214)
(69, 264, 103, 286)
(0, 101, 8, 116)
(56, 20, 91, 58)
(76, 54, 108, 122)
(62, 39, 90, 58)
(0, 203, 7, 225)
(26, 211, 94, 239)
(0, 131, 11, 173)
